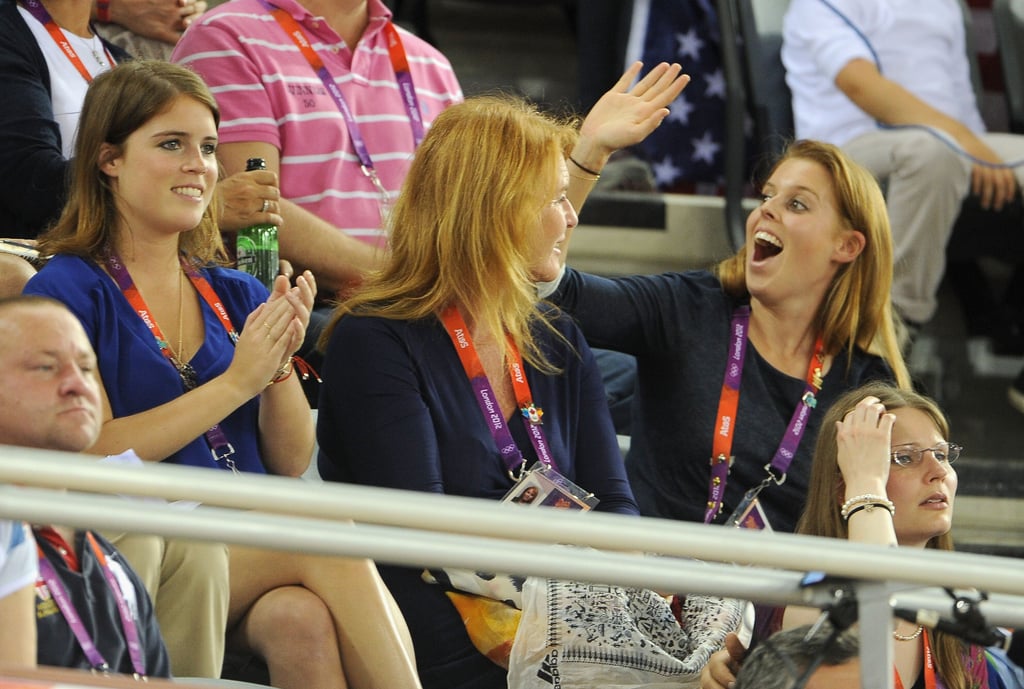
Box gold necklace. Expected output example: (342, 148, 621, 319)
(893, 625, 924, 642)
(177, 270, 187, 362)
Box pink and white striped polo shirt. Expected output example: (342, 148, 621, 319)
(172, 0, 463, 247)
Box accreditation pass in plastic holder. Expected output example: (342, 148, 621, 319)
(725, 489, 774, 531)
(501, 462, 599, 512)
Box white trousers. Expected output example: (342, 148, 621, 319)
(843, 128, 1024, 323)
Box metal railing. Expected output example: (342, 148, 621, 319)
(1, 444, 1022, 689)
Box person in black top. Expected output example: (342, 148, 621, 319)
(551, 140, 912, 533)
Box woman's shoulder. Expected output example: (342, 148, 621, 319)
(535, 306, 602, 369)
(27, 255, 103, 293)
(1, 0, 30, 32)
(32, 253, 94, 273)
(1, 0, 49, 62)
(334, 311, 428, 332)
(328, 312, 442, 351)
(25, 256, 121, 338)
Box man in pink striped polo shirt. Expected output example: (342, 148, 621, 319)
(172, 0, 463, 294)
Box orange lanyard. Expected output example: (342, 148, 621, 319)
(20, 0, 112, 83)
(893, 631, 940, 689)
(439, 305, 553, 479)
(704, 306, 825, 523)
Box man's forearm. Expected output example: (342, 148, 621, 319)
(277, 197, 383, 293)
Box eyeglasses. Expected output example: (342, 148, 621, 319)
(890, 442, 961, 468)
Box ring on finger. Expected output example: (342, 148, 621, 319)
(261, 199, 270, 213)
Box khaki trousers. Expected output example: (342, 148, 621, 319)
(844, 128, 1024, 324)
(105, 532, 230, 679)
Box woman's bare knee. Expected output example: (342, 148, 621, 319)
(238, 585, 337, 657)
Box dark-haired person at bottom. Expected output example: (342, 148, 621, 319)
(733, 623, 860, 689)
(0, 295, 169, 677)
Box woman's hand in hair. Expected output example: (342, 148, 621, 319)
(835, 395, 895, 498)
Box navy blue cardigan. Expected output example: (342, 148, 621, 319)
(0, 0, 129, 237)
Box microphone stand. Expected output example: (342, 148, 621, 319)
(793, 583, 1007, 689)
(794, 576, 906, 689)
(894, 589, 1007, 648)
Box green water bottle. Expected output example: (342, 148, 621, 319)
(236, 157, 279, 290)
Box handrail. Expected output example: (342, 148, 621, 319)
(2, 444, 1023, 689)
(0, 446, 1020, 596)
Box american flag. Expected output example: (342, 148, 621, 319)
(633, 0, 1005, 195)
(634, 0, 750, 194)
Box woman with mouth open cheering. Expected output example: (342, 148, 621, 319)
(547, 139, 911, 535)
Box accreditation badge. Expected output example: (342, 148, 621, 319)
(501, 462, 598, 512)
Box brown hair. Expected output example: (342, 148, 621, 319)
(797, 381, 972, 688)
(715, 140, 911, 389)
(38, 60, 227, 266)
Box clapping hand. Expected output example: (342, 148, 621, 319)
(230, 271, 316, 393)
(267, 270, 316, 363)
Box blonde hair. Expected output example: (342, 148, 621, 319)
(797, 381, 973, 689)
(38, 60, 227, 266)
(321, 95, 579, 370)
(715, 140, 911, 389)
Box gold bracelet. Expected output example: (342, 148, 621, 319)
(569, 170, 600, 183)
(267, 359, 294, 386)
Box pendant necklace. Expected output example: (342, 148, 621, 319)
(88, 35, 108, 67)
(177, 270, 187, 362)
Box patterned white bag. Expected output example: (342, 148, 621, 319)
(507, 577, 745, 689)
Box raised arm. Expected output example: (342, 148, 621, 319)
(784, 394, 897, 630)
(567, 61, 689, 215)
(832, 394, 899, 548)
